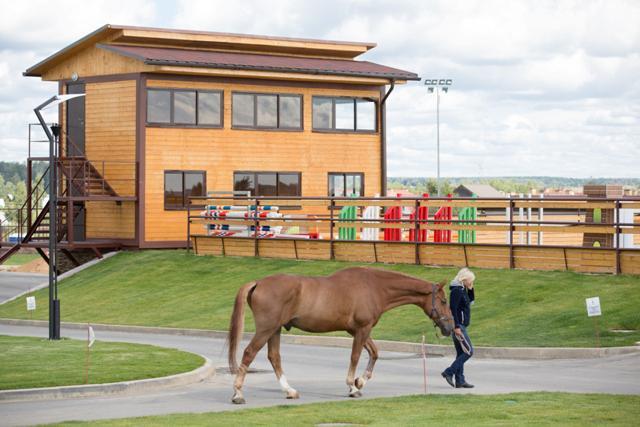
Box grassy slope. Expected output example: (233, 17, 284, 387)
(3, 253, 40, 266)
(0, 250, 638, 347)
(56, 393, 640, 426)
(0, 335, 203, 390)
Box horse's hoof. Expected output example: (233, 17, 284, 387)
(286, 390, 300, 399)
(348, 390, 362, 398)
(231, 396, 246, 404)
(355, 377, 365, 389)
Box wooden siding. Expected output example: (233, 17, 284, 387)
(42, 43, 153, 81)
(145, 79, 382, 242)
(84, 80, 137, 240)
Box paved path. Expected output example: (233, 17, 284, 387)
(0, 272, 46, 304)
(1, 324, 639, 426)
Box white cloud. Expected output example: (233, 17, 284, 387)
(0, 0, 638, 179)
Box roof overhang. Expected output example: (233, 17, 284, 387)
(24, 24, 379, 77)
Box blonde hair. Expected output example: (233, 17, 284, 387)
(454, 268, 475, 284)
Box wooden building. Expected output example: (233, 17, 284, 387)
(2, 24, 418, 260)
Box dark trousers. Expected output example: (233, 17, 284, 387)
(444, 325, 473, 385)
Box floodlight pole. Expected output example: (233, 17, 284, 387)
(425, 80, 452, 196)
(34, 96, 61, 340)
(436, 87, 441, 196)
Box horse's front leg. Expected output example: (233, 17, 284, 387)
(346, 327, 371, 398)
(355, 337, 378, 390)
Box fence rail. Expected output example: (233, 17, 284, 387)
(187, 195, 640, 275)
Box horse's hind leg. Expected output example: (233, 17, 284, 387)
(231, 329, 274, 404)
(267, 329, 299, 399)
(355, 337, 378, 390)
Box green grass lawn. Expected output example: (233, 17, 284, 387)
(3, 253, 40, 266)
(0, 250, 638, 347)
(54, 392, 640, 426)
(0, 335, 203, 390)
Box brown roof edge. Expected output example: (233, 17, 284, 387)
(97, 44, 421, 82)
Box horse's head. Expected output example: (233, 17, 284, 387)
(422, 281, 454, 337)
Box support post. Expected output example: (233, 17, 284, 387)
(330, 197, 335, 260)
(254, 198, 260, 257)
(187, 200, 191, 252)
(615, 199, 621, 274)
(509, 196, 515, 269)
(414, 198, 420, 265)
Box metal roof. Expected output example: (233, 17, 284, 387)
(98, 44, 420, 81)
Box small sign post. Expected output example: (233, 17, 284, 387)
(585, 297, 602, 347)
(26, 296, 36, 320)
(421, 334, 427, 394)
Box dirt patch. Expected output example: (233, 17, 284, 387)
(14, 258, 49, 274)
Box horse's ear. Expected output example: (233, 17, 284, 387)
(438, 280, 446, 290)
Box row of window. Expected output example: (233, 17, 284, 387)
(164, 171, 364, 209)
(147, 88, 377, 132)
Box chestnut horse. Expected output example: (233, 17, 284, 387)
(227, 266, 454, 404)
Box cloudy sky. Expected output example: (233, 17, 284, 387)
(1, 0, 638, 177)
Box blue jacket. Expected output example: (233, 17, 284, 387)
(449, 282, 475, 329)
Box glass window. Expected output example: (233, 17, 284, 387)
(279, 96, 301, 128)
(256, 95, 278, 127)
(148, 90, 171, 123)
(164, 172, 184, 208)
(184, 172, 205, 200)
(329, 173, 363, 197)
(234, 172, 300, 197)
(257, 173, 277, 196)
(164, 171, 205, 209)
(335, 99, 355, 130)
(198, 92, 221, 126)
(148, 88, 222, 127)
(313, 97, 333, 129)
(232, 93, 254, 127)
(234, 173, 255, 195)
(278, 173, 300, 196)
(173, 91, 196, 124)
(356, 99, 376, 131)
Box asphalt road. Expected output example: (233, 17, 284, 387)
(1, 323, 639, 426)
(0, 272, 46, 304)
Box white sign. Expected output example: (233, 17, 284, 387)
(26, 296, 36, 311)
(88, 325, 96, 348)
(586, 297, 602, 317)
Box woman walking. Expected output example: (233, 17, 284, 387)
(441, 268, 476, 388)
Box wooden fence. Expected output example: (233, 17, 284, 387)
(187, 196, 640, 275)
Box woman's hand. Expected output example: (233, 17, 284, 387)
(454, 327, 463, 338)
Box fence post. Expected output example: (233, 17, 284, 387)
(187, 200, 191, 253)
(509, 196, 515, 269)
(254, 198, 260, 257)
(330, 197, 335, 260)
(414, 198, 420, 265)
(615, 199, 621, 274)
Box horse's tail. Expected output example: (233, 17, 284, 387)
(228, 281, 257, 374)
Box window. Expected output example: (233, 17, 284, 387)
(312, 97, 377, 132)
(234, 172, 301, 197)
(147, 89, 222, 127)
(232, 92, 302, 129)
(328, 173, 364, 197)
(164, 171, 206, 209)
